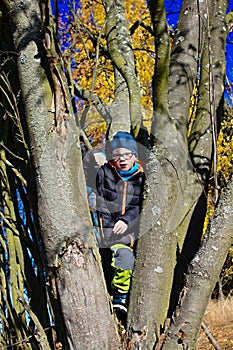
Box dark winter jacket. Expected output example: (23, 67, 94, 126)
(96, 161, 145, 248)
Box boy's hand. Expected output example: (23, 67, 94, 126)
(113, 220, 128, 234)
(94, 152, 107, 166)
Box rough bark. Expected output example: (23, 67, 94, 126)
(189, 0, 227, 181)
(163, 176, 233, 350)
(9, 0, 121, 348)
(149, 0, 170, 136)
(108, 69, 131, 138)
(168, 0, 207, 140)
(127, 0, 203, 344)
(168, 0, 228, 320)
(127, 0, 228, 348)
(103, 0, 143, 136)
(55, 238, 120, 350)
(127, 147, 182, 349)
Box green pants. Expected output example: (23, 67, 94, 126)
(110, 244, 135, 293)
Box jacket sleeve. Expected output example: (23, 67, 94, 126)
(83, 149, 106, 190)
(96, 166, 109, 213)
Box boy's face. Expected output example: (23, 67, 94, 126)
(111, 147, 136, 171)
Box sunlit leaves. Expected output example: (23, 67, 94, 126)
(203, 108, 233, 236)
(59, 0, 155, 117)
(125, 1, 154, 111)
(217, 113, 233, 185)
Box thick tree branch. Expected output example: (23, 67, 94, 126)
(188, 0, 227, 184)
(149, 0, 170, 138)
(73, 82, 112, 124)
(129, 19, 153, 36)
(103, 0, 142, 136)
(163, 176, 233, 350)
(168, 0, 207, 141)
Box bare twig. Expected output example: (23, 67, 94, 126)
(205, 0, 219, 203)
(201, 321, 222, 350)
(155, 318, 171, 350)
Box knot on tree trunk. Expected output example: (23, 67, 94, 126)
(127, 326, 148, 349)
(60, 236, 88, 268)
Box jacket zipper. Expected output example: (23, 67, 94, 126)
(109, 161, 143, 216)
(122, 182, 127, 215)
(99, 217, 104, 238)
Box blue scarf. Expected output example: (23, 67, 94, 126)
(117, 162, 139, 181)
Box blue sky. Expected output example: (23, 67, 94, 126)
(165, 0, 182, 27)
(165, 0, 233, 103)
(56, 0, 233, 101)
(226, 0, 233, 90)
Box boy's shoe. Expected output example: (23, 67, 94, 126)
(112, 292, 128, 314)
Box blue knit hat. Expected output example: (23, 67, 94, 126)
(110, 131, 138, 157)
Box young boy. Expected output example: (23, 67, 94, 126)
(96, 131, 144, 313)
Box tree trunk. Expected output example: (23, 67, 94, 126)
(163, 177, 233, 350)
(9, 0, 121, 348)
(127, 0, 228, 348)
(103, 0, 143, 136)
(55, 238, 120, 349)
